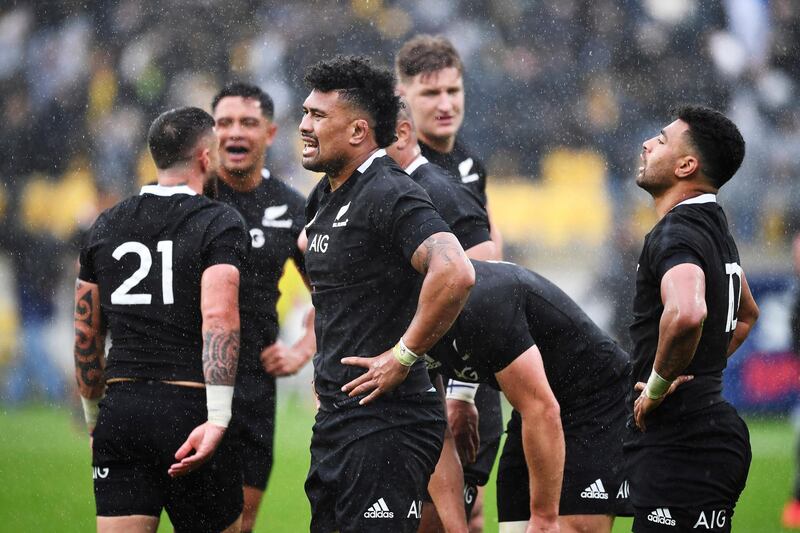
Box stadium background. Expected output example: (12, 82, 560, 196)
(0, 0, 798, 531)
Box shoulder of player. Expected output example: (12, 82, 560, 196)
(262, 172, 306, 203)
(362, 156, 425, 196)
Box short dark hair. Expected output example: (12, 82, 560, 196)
(211, 82, 275, 120)
(396, 34, 463, 83)
(147, 107, 215, 170)
(304, 55, 400, 148)
(673, 105, 745, 189)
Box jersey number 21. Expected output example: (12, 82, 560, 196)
(110, 241, 174, 305)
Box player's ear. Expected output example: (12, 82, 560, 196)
(264, 121, 278, 147)
(396, 120, 412, 150)
(675, 155, 699, 179)
(350, 118, 369, 146)
(396, 83, 407, 96)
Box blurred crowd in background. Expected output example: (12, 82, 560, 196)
(1, 0, 799, 404)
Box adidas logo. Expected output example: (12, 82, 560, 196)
(363, 497, 394, 519)
(580, 479, 608, 500)
(647, 508, 676, 526)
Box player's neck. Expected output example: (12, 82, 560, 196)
(328, 145, 380, 191)
(157, 168, 204, 195)
(653, 184, 717, 219)
(418, 132, 455, 154)
(218, 165, 263, 193)
(399, 144, 422, 170)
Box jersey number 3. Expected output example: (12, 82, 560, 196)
(110, 241, 174, 305)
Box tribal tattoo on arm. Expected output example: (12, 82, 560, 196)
(73, 280, 106, 398)
(411, 232, 468, 274)
(202, 324, 240, 386)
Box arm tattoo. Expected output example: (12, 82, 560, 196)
(73, 280, 105, 394)
(202, 325, 240, 386)
(413, 234, 464, 273)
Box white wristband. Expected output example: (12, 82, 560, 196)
(392, 338, 421, 367)
(80, 396, 101, 431)
(206, 385, 234, 428)
(446, 380, 479, 404)
(644, 369, 673, 400)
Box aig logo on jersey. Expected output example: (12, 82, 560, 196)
(693, 509, 726, 529)
(308, 233, 329, 254)
(332, 202, 350, 228)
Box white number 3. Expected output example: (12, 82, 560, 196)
(110, 241, 174, 305)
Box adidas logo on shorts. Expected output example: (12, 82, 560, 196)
(647, 508, 676, 526)
(364, 498, 394, 519)
(580, 479, 609, 499)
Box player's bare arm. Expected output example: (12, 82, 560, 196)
(727, 271, 759, 357)
(341, 231, 474, 403)
(496, 345, 562, 533)
(170, 264, 240, 477)
(73, 279, 107, 433)
(634, 263, 706, 431)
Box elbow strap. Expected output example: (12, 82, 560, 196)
(207, 385, 234, 428)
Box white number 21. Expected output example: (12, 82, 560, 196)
(110, 240, 174, 305)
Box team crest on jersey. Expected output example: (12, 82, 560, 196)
(332, 202, 350, 228)
(262, 204, 293, 228)
(458, 158, 479, 184)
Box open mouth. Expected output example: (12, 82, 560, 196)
(302, 136, 318, 157)
(224, 145, 250, 163)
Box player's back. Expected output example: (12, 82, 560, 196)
(80, 184, 247, 383)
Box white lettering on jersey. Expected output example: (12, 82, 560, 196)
(333, 202, 350, 228)
(725, 263, 743, 332)
(458, 158, 479, 184)
(250, 228, 265, 248)
(262, 204, 293, 228)
(92, 467, 109, 479)
(407, 500, 422, 519)
(308, 234, 329, 253)
(693, 509, 726, 529)
(110, 240, 174, 305)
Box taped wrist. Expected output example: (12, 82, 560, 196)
(392, 338, 421, 367)
(206, 385, 234, 427)
(80, 396, 102, 431)
(644, 369, 673, 400)
(446, 379, 478, 404)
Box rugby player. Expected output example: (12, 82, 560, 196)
(74, 107, 249, 532)
(626, 105, 759, 532)
(212, 82, 314, 533)
(344, 259, 642, 533)
(396, 33, 503, 531)
(299, 55, 474, 533)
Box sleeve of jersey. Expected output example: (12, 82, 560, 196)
(202, 208, 249, 270)
(424, 177, 491, 251)
(376, 182, 452, 262)
(648, 219, 706, 282)
(291, 196, 307, 275)
(77, 216, 104, 282)
(474, 301, 535, 374)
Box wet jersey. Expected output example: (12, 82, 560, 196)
(419, 138, 488, 207)
(406, 155, 491, 251)
(216, 169, 306, 374)
(629, 194, 743, 428)
(78, 184, 249, 382)
(304, 149, 451, 402)
(427, 260, 629, 403)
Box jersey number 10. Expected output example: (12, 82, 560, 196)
(110, 241, 174, 305)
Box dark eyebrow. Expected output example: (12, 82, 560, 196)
(304, 106, 325, 116)
(660, 129, 668, 141)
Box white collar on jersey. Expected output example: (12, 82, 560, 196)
(672, 193, 717, 210)
(140, 184, 197, 196)
(357, 148, 387, 173)
(404, 155, 429, 175)
(261, 168, 271, 180)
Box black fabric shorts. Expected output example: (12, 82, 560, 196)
(464, 383, 503, 487)
(92, 381, 243, 533)
(624, 402, 751, 533)
(230, 371, 276, 490)
(497, 376, 629, 521)
(306, 392, 446, 533)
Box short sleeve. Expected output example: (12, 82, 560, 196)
(201, 206, 249, 270)
(78, 215, 106, 282)
(647, 217, 705, 282)
(472, 301, 534, 374)
(372, 179, 451, 262)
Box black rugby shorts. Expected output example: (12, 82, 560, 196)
(230, 371, 277, 490)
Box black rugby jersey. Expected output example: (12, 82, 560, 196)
(629, 194, 742, 426)
(427, 260, 629, 404)
(420, 137, 488, 207)
(216, 168, 306, 374)
(406, 155, 491, 251)
(79, 184, 249, 382)
(304, 149, 451, 402)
